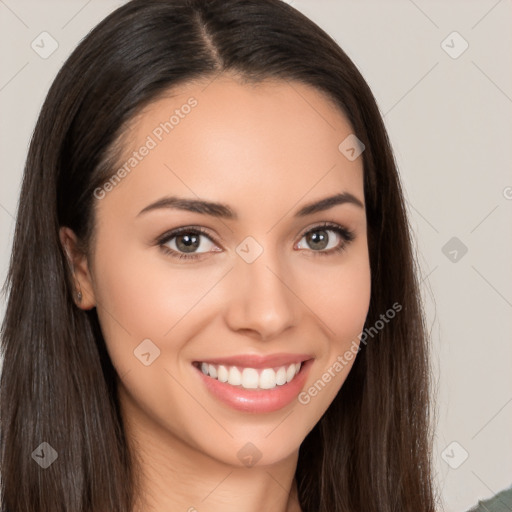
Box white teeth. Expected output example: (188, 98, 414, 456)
(241, 368, 259, 389)
(259, 368, 277, 389)
(198, 361, 303, 390)
(286, 364, 296, 383)
(275, 366, 287, 385)
(228, 366, 242, 386)
(217, 365, 229, 382)
(208, 364, 217, 379)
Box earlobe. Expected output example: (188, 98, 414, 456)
(58, 226, 96, 310)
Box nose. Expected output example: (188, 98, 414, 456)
(223, 245, 299, 341)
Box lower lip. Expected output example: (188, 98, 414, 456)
(194, 359, 314, 413)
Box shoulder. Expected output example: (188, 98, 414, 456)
(467, 485, 512, 512)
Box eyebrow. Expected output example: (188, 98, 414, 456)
(137, 192, 364, 220)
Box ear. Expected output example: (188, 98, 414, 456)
(59, 226, 96, 310)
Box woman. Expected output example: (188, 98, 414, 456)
(0, 1, 436, 511)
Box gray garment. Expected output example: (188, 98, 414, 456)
(467, 485, 512, 512)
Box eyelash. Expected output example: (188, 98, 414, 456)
(156, 222, 355, 261)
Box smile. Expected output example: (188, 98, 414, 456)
(192, 354, 314, 413)
(197, 362, 302, 390)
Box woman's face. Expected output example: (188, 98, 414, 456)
(80, 75, 371, 467)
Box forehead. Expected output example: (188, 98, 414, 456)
(98, 75, 364, 222)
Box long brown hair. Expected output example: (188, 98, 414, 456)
(0, 1, 436, 510)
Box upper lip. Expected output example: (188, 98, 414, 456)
(194, 353, 313, 369)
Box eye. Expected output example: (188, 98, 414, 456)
(295, 222, 355, 256)
(156, 222, 355, 262)
(157, 226, 221, 260)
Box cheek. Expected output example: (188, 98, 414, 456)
(328, 266, 371, 343)
(293, 250, 371, 421)
(91, 235, 230, 362)
(299, 249, 372, 346)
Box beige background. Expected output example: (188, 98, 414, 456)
(1, 1, 511, 510)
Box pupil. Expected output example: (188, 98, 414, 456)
(308, 230, 328, 250)
(177, 233, 199, 253)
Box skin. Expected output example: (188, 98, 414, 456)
(60, 74, 371, 512)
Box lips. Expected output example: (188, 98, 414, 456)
(194, 352, 311, 369)
(192, 353, 314, 413)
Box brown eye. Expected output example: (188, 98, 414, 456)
(158, 227, 220, 260)
(296, 223, 355, 255)
(304, 229, 331, 250)
(174, 232, 202, 253)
